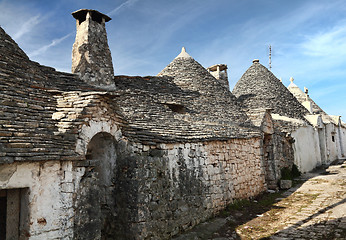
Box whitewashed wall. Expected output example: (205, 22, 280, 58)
(291, 125, 322, 173)
(0, 161, 81, 240)
(324, 123, 339, 162)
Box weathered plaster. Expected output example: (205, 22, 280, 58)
(0, 161, 80, 239)
(291, 126, 322, 173)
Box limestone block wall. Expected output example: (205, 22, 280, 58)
(291, 125, 322, 173)
(135, 138, 265, 239)
(73, 134, 266, 239)
(0, 161, 80, 239)
(264, 132, 295, 189)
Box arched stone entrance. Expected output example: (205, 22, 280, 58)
(74, 132, 121, 239)
(88, 132, 120, 240)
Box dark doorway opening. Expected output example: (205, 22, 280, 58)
(0, 188, 29, 240)
(0, 190, 7, 239)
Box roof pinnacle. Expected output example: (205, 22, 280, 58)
(175, 46, 192, 59)
(290, 77, 294, 83)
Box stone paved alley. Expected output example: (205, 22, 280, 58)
(174, 160, 346, 240)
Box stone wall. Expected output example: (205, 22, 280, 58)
(73, 132, 265, 239)
(263, 131, 295, 189)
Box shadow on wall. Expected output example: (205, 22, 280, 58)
(74, 132, 140, 240)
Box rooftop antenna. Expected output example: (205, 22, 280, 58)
(268, 44, 272, 71)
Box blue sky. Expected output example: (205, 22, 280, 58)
(1, 0, 346, 119)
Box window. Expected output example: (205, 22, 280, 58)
(165, 103, 186, 114)
(332, 135, 335, 142)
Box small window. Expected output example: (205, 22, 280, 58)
(332, 135, 335, 142)
(165, 103, 186, 114)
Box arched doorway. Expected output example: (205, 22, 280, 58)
(86, 132, 118, 239)
(74, 132, 119, 239)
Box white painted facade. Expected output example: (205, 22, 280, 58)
(287, 80, 346, 171)
(291, 125, 322, 173)
(0, 161, 82, 239)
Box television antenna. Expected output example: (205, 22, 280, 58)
(268, 44, 272, 70)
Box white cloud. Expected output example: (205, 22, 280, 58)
(13, 14, 42, 41)
(29, 33, 73, 58)
(107, 0, 139, 17)
(301, 24, 346, 57)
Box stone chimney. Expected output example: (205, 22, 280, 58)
(207, 64, 229, 90)
(72, 9, 114, 88)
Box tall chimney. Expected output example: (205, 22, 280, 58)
(71, 9, 114, 88)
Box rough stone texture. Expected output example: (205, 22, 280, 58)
(72, 9, 114, 88)
(158, 50, 252, 128)
(246, 109, 295, 189)
(280, 179, 292, 189)
(174, 160, 346, 240)
(207, 64, 229, 90)
(73, 136, 265, 239)
(0, 27, 260, 165)
(0, 24, 291, 240)
(233, 61, 310, 121)
(113, 75, 261, 143)
(263, 131, 295, 190)
(0, 27, 97, 164)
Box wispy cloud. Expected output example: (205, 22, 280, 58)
(13, 14, 42, 41)
(301, 24, 346, 57)
(29, 33, 73, 58)
(107, 0, 138, 17)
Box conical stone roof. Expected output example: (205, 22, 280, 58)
(158, 47, 225, 93)
(158, 47, 253, 126)
(287, 78, 326, 115)
(233, 60, 309, 120)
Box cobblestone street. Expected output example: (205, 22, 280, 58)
(174, 159, 346, 240)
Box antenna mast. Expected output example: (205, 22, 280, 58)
(269, 44, 272, 70)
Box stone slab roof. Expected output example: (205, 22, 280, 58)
(112, 75, 261, 144)
(0, 28, 261, 163)
(157, 48, 251, 125)
(0, 27, 110, 164)
(233, 61, 310, 121)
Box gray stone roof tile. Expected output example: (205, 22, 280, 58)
(233, 61, 310, 121)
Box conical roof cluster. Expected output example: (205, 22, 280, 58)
(233, 60, 309, 120)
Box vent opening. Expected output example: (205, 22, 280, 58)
(91, 13, 103, 24)
(78, 12, 87, 24)
(165, 103, 186, 114)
